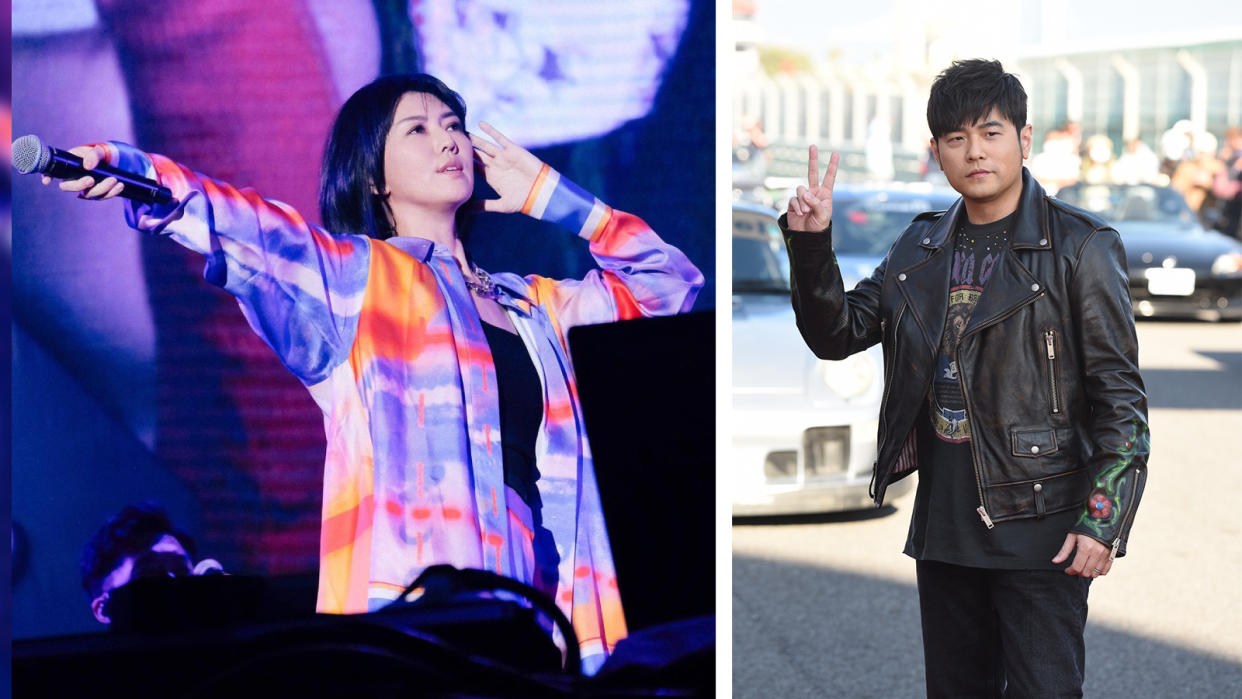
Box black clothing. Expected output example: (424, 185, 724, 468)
(481, 320, 543, 509)
(916, 560, 1090, 698)
(782, 168, 1148, 556)
(927, 212, 1013, 442)
(906, 401, 1079, 569)
(904, 213, 1077, 569)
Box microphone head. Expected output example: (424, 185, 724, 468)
(12, 134, 52, 175)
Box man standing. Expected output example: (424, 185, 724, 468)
(781, 59, 1148, 697)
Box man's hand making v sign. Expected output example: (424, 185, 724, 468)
(785, 145, 840, 232)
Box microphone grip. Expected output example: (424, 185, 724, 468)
(45, 147, 176, 207)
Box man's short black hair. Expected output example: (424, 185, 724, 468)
(80, 502, 197, 599)
(927, 59, 1027, 141)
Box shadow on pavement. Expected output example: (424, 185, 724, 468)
(1141, 349, 1242, 410)
(732, 505, 900, 527)
(733, 554, 1242, 697)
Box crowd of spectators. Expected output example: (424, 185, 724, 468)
(1029, 119, 1242, 240)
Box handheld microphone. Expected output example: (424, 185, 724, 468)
(11, 134, 177, 206)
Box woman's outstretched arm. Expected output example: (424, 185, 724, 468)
(47, 143, 370, 386)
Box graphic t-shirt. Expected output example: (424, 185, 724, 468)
(904, 212, 1077, 570)
(928, 216, 1009, 442)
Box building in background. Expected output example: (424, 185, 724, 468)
(733, 0, 1242, 187)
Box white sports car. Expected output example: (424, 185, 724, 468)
(731, 186, 956, 515)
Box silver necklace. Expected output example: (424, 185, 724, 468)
(464, 262, 500, 299)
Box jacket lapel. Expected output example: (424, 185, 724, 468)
(896, 199, 959, 358)
(963, 169, 1051, 337)
(961, 248, 1042, 336)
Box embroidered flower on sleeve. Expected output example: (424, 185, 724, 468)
(1088, 491, 1113, 519)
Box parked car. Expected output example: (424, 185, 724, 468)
(1055, 183, 1242, 322)
(731, 185, 957, 515)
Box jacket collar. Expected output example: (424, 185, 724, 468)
(381, 235, 536, 313)
(918, 168, 1052, 253)
(898, 168, 1048, 354)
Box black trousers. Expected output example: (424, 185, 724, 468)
(915, 560, 1092, 698)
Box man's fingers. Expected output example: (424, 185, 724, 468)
(1065, 547, 1089, 576)
(807, 144, 819, 189)
(822, 150, 840, 190)
(795, 186, 811, 216)
(1051, 533, 1076, 564)
(787, 196, 803, 217)
(800, 188, 824, 211)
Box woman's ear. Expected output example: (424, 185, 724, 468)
(91, 593, 112, 624)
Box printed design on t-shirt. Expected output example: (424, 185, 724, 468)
(930, 224, 1008, 442)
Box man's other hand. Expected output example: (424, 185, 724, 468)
(1053, 532, 1112, 578)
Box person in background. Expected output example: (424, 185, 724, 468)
(1081, 134, 1115, 184)
(1212, 126, 1242, 240)
(1171, 131, 1223, 226)
(1113, 138, 1162, 186)
(80, 502, 204, 625)
(1028, 128, 1079, 195)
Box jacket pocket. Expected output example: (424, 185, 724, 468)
(989, 468, 1089, 520)
(1011, 426, 1060, 458)
(1043, 329, 1062, 415)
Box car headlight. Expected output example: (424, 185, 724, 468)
(1211, 252, 1242, 276)
(819, 353, 877, 398)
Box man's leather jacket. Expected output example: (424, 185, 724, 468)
(781, 169, 1148, 557)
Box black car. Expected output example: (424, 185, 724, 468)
(1055, 183, 1242, 322)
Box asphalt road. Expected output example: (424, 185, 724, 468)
(732, 319, 1242, 698)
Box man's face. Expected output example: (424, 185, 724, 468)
(931, 108, 1032, 218)
(90, 534, 192, 624)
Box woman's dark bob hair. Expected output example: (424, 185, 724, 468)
(320, 74, 468, 240)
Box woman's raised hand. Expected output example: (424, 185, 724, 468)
(41, 144, 126, 200)
(470, 122, 544, 214)
(786, 145, 839, 232)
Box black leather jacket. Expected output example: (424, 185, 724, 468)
(782, 169, 1148, 557)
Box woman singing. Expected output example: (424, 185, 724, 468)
(49, 73, 703, 671)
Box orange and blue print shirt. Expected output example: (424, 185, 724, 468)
(104, 142, 703, 673)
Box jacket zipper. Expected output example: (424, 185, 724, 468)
(1110, 465, 1144, 562)
(956, 295, 1044, 529)
(878, 305, 906, 438)
(1044, 329, 1061, 414)
(954, 348, 993, 529)
(874, 304, 906, 503)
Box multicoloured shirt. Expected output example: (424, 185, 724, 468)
(103, 142, 703, 673)
(928, 213, 1013, 442)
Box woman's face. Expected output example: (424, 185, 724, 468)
(381, 91, 474, 221)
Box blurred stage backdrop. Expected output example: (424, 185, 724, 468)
(12, 0, 714, 638)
